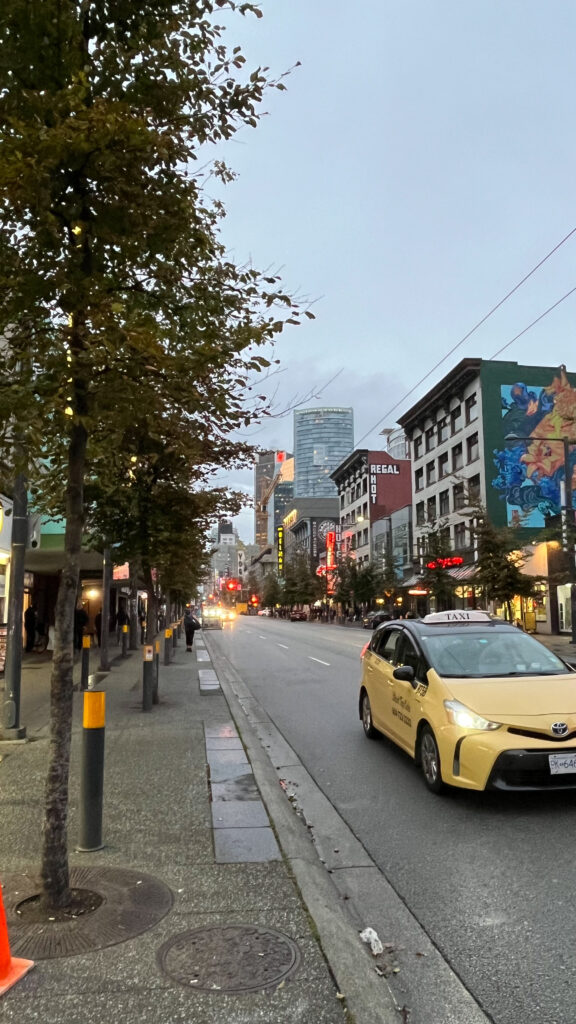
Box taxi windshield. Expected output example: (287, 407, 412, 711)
(421, 629, 569, 678)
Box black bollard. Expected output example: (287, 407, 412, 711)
(80, 635, 91, 691)
(142, 645, 154, 712)
(121, 623, 128, 658)
(172, 624, 178, 650)
(77, 690, 106, 852)
(153, 639, 160, 705)
(164, 628, 172, 665)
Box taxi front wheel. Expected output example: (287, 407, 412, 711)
(419, 725, 445, 794)
(361, 691, 378, 740)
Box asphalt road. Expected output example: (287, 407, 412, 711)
(210, 616, 576, 1024)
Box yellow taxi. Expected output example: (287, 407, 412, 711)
(359, 610, 576, 793)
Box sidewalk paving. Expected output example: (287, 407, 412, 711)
(0, 633, 395, 1024)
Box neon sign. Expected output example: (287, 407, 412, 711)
(425, 556, 464, 570)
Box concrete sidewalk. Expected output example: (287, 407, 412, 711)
(0, 633, 397, 1024)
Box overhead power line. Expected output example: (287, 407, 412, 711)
(355, 225, 576, 448)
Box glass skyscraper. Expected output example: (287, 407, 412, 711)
(294, 407, 354, 498)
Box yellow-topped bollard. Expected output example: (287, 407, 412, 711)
(80, 633, 91, 691)
(78, 690, 106, 852)
(164, 628, 172, 666)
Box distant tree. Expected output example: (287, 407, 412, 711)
(354, 562, 383, 606)
(283, 551, 321, 606)
(419, 524, 455, 609)
(262, 571, 282, 609)
(471, 509, 536, 621)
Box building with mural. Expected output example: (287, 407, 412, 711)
(398, 358, 576, 632)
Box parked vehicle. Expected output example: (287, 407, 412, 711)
(362, 610, 394, 629)
(290, 610, 307, 622)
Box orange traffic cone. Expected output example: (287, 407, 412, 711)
(0, 884, 34, 995)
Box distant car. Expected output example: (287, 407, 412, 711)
(257, 608, 272, 617)
(363, 610, 394, 629)
(290, 610, 307, 622)
(202, 608, 223, 629)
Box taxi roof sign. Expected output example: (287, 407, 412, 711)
(423, 610, 492, 624)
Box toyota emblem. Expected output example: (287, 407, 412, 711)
(551, 722, 569, 737)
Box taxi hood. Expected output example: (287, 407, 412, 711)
(445, 674, 576, 718)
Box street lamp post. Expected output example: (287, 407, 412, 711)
(505, 433, 576, 644)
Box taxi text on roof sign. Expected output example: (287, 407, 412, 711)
(423, 610, 492, 624)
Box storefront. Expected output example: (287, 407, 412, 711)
(0, 495, 13, 626)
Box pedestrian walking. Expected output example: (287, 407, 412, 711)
(74, 603, 89, 651)
(183, 605, 201, 651)
(116, 604, 129, 643)
(24, 604, 37, 653)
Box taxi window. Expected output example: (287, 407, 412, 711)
(421, 629, 568, 678)
(395, 634, 427, 684)
(371, 628, 402, 664)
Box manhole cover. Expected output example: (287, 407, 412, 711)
(157, 925, 301, 993)
(2, 866, 173, 959)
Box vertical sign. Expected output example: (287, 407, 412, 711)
(276, 526, 284, 577)
(0, 622, 6, 673)
(326, 530, 336, 595)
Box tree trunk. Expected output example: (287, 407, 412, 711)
(128, 561, 139, 650)
(99, 545, 111, 672)
(143, 563, 158, 644)
(41, 419, 87, 909)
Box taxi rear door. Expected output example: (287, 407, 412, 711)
(386, 632, 428, 753)
(365, 627, 404, 735)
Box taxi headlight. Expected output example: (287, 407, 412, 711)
(444, 699, 501, 731)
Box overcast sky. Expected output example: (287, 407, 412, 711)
(211, 0, 576, 542)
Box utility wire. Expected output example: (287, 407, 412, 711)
(489, 285, 576, 359)
(355, 225, 576, 448)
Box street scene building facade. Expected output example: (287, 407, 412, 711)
(399, 358, 576, 632)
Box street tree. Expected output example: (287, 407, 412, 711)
(0, 1, 308, 910)
(262, 571, 282, 610)
(471, 509, 536, 620)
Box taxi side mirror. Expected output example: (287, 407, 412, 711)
(393, 665, 417, 687)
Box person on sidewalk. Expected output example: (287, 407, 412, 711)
(24, 604, 37, 652)
(116, 604, 129, 643)
(183, 605, 201, 651)
(74, 603, 89, 651)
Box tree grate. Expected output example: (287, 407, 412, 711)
(2, 865, 173, 959)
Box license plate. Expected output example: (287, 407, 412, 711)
(549, 753, 576, 775)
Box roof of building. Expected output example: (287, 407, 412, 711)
(397, 357, 482, 432)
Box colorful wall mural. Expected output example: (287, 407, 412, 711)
(492, 367, 576, 528)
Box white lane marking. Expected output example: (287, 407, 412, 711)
(309, 656, 330, 666)
(258, 635, 267, 640)
(277, 643, 289, 649)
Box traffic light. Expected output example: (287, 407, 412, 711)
(249, 594, 259, 605)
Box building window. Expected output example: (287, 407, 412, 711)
(450, 405, 462, 435)
(427, 496, 437, 522)
(453, 482, 465, 510)
(413, 435, 423, 460)
(454, 522, 466, 549)
(340, 494, 345, 508)
(468, 474, 481, 504)
(438, 452, 449, 479)
(467, 432, 479, 463)
(439, 489, 450, 516)
(363, 528, 369, 546)
(362, 477, 368, 494)
(425, 427, 435, 453)
(356, 483, 362, 500)
(415, 467, 424, 491)
(465, 393, 478, 424)
(426, 461, 436, 485)
(439, 526, 451, 545)
(437, 417, 449, 444)
(416, 501, 425, 526)
(363, 502, 368, 518)
(452, 442, 463, 471)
